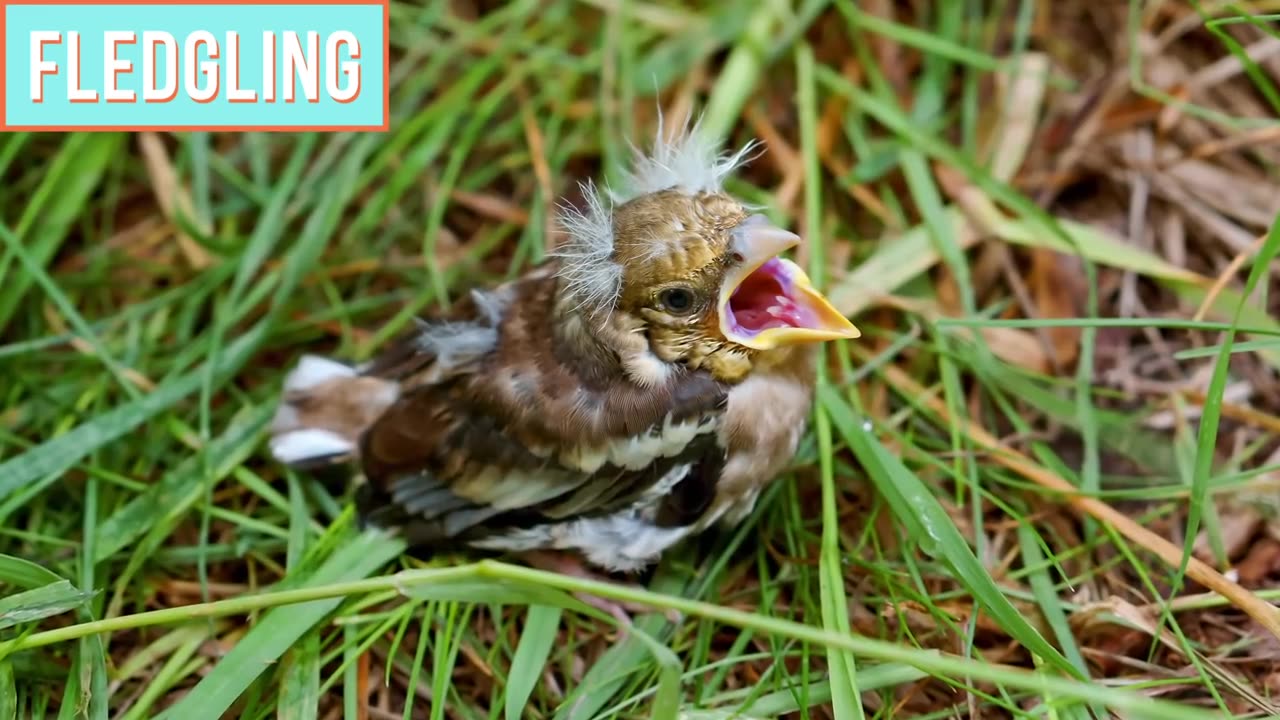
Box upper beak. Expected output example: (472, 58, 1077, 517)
(718, 216, 861, 351)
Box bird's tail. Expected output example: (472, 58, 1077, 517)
(268, 355, 400, 469)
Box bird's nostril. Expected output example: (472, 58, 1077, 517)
(731, 252, 745, 263)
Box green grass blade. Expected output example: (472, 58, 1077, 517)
(820, 386, 1080, 678)
(0, 658, 14, 720)
(153, 530, 405, 720)
(552, 569, 687, 720)
(401, 580, 578, 608)
(92, 405, 272, 562)
(796, 39, 863, 720)
(0, 133, 123, 329)
(700, 2, 787, 143)
(278, 472, 321, 720)
(0, 556, 63, 590)
(1017, 525, 1101, 719)
(1174, 212, 1280, 606)
(732, 662, 928, 717)
(0, 331, 256, 503)
(0, 581, 95, 631)
(0, 224, 141, 401)
(615, 625, 682, 720)
(505, 605, 562, 720)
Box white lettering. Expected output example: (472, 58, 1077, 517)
(325, 31, 359, 102)
(143, 31, 177, 102)
(29, 31, 61, 103)
(283, 30, 319, 102)
(183, 30, 219, 102)
(67, 31, 98, 102)
(103, 31, 136, 102)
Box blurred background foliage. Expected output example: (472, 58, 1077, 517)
(2, 1, 1280, 718)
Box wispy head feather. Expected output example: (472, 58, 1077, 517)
(611, 112, 761, 204)
(550, 112, 760, 314)
(552, 178, 623, 313)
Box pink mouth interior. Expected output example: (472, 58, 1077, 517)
(726, 258, 814, 336)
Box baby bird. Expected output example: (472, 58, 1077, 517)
(268, 122, 860, 596)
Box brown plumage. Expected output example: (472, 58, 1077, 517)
(268, 121, 860, 579)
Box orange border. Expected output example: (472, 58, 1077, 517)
(0, 0, 391, 131)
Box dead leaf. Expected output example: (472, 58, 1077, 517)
(1193, 503, 1263, 564)
(1027, 248, 1085, 368)
(1073, 597, 1280, 714)
(1238, 538, 1280, 585)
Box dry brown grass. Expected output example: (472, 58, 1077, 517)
(3, 1, 1280, 718)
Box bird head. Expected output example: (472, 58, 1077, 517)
(553, 122, 860, 384)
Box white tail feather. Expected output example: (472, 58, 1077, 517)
(269, 354, 399, 468)
(283, 354, 356, 392)
(270, 428, 355, 466)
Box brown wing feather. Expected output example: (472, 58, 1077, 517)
(355, 272, 729, 546)
(268, 277, 513, 469)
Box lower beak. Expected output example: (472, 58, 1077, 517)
(718, 217, 861, 351)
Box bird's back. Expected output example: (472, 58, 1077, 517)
(268, 268, 738, 571)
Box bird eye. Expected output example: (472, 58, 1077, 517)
(659, 288, 696, 315)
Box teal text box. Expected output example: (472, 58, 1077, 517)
(3, 2, 387, 129)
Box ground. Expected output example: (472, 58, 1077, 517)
(2, 1, 1280, 719)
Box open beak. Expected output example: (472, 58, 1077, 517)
(718, 215, 861, 351)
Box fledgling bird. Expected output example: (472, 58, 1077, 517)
(267, 121, 860, 605)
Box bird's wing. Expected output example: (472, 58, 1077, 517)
(355, 273, 731, 545)
(267, 282, 516, 469)
(356, 358, 729, 546)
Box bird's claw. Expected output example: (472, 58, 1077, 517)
(521, 551, 683, 630)
(573, 592, 682, 629)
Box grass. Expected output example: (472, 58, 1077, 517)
(4, 1, 1280, 718)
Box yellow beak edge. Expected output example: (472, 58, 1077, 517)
(717, 218, 861, 351)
